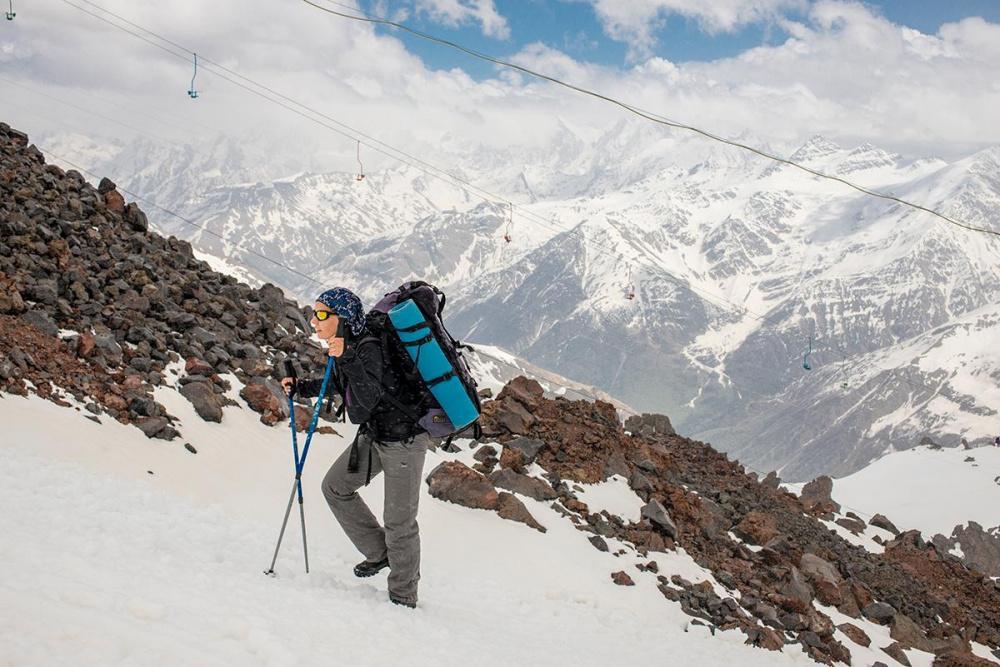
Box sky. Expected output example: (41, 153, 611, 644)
(378, 0, 1000, 72)
(1, 0, 999, 174)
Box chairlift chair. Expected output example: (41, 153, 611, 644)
(355, 140, 365, 181)
(502, 202, 512, 243)
(187, 53, 200, 99)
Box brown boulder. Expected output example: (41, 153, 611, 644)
(611, 570, 635, 586)
(890, 613, 936, 652)
(813, 579, 844, 606)
(800, 475, 841, 515)
(76, 332, 97, 359)
(496, 398, 536, 435)
(800, 552, 842, 585)
(496, 491, 546, 532)
(746, 626, 785, 651)
(624, 413, 675, 437)
(500, 375, 544, 408)
(473, 445, 498, 462)
(499, 446, 527, 473)
(849, 581, 873, 609)
(104, 189, 125, 213)
(185, 357, 214, 376)
(0, 276, 26, 314)
(732, 511, 779, 545)
(871, 513, 901, 535)
(293, 409, 311, 432)
(240, 380, 287, 425)
(426, 461, 499, 510)
(882, 641, 912, 666)
(838, 623, 871, 647)
(836, 516, 866, 534)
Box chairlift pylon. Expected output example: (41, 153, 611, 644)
(625, 265, 636, 300)
(6, 0, 15, 20)
(802, 334, 813, 371)
(503, 202, 512, 243)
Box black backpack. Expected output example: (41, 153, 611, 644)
(344, 282, 482, 484)
(358, 281, 482, 443)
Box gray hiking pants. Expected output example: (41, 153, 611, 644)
(321, 430, 433, 604)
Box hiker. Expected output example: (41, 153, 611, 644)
(281, 287, 436, 609)
(995, 436, 999, 447)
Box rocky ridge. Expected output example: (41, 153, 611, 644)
(426, 376, 1000, 665)
(0, 122, 334, 439)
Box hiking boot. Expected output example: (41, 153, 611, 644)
(389, 594, 416, 609)
(353, 556, 389, 578)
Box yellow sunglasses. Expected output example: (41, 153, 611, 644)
(314, 310, 337, 321)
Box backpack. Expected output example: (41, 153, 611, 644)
(364, 280, 483, 444)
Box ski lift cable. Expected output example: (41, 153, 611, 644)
(52, 0, 994, 400)
(1, 72, 224, 137)
(57, 0, 998, 319)
(303, 0, 999, 240)
(0, 75, 189, 150)
(27, 132, 956, 407)
(52, 0, 966, 360)
(0, 78, 398, 237)
(32, 143, 326, 289)
(12, 38, 963, 407)
(55, 0, 684, 287)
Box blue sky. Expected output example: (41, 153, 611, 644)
(364, 0, 1000, 78)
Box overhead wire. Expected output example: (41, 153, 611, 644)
(303, 0, 999, 239)
(0, 75, 188, 149)
(48, 0, 994, 405)
(54, 0, 722, 305)
(31, 142, 325, 289)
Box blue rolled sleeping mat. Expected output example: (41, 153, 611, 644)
(387, 298, 479, 430)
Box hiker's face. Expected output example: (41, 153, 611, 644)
(311, 302, 341, 340)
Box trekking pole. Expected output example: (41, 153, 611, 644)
(264, 356, 336, 576)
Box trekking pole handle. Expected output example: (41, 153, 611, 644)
(281, 359, 297, 397)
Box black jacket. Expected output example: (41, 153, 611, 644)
(297, 339, 422, 440)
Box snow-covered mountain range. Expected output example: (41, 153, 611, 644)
(78, 119, 1000, 481)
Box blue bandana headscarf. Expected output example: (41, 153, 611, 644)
(316, 287, 366, 337)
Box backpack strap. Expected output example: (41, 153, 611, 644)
(351, 334, 425, 426)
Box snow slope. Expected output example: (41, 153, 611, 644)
(0, 392, 820, 666)
(831, 444, 1000, 538)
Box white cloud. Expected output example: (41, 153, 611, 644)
(0, 0, 997, 182)
(413, 0, 510, 39)
(586, 0, 807, 60)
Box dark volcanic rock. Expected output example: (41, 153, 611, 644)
(641, 500, 678, 539)
(0, 123, 328, 442)
(179, 381, 224, 422)
(489, 468, 558, 501)
(505, 436, 546, 463)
